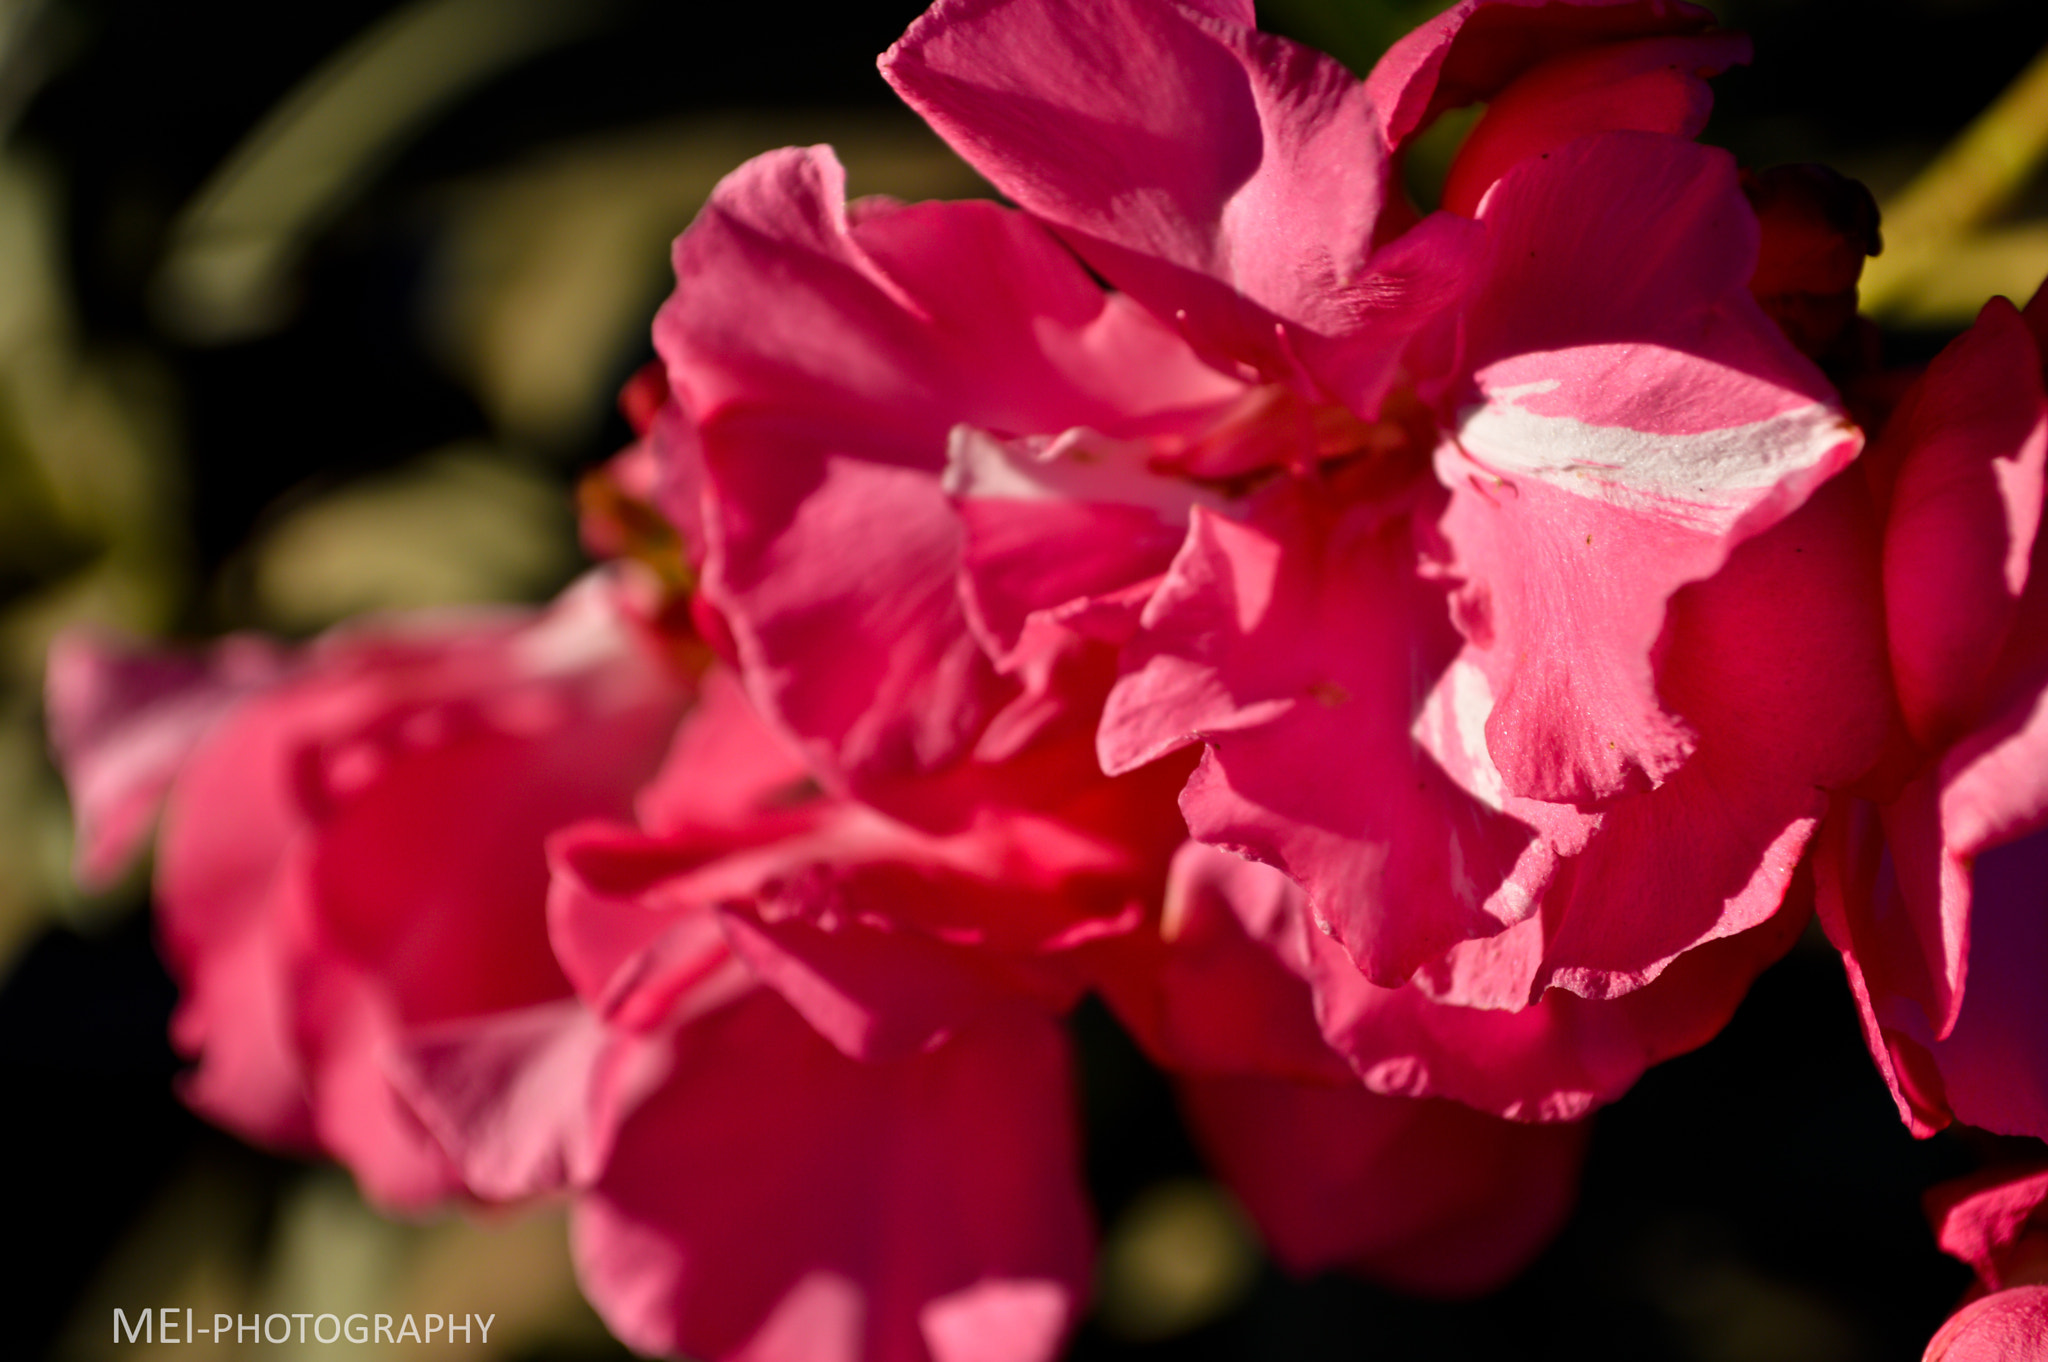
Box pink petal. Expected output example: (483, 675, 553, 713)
(46, 629, 287, 889)
(1092, 841, 1355, 1085)
(1439, 32, 1751, 217)
(882, 0, 1398, 391)
(1527, 471, 1892, 997)
(662, 147, 1224, 804)
(1180, 1072, 1587, 1295)
(572, 997, 1089, 1362)
(391, 1000, 665, 1201)
(1106, 489, 1541, 985)
(1437, 131, 1860, 807)
(1366, 0, 1719, 152)
(1879, 299, 2048, 750)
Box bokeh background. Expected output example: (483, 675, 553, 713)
(2, 0, 2046, 1357)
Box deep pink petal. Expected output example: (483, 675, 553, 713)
(1878, 299, 2048, 750)
(1092, 841, 1354, 1085)
(1181, 1072, 1587, 1295)
(572, 997, 1089, 1362)
(1366, 0, 1719, 152)
(1107, 488, 1540, 985)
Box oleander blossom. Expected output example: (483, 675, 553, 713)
(853, 0, 1892, 1120)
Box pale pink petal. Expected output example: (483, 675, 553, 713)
(1924, 1288, 2048, 1362)
(882, 0, 1396, 390)
(1181, 1072, 1587, 1295)
(1878, 298, 2048, 751)
(391, 1000, 666, 1201)
(1437, 132, 1860, 807)
(572, 997, 1088, 1362)
(1366, 0, 1719, 152)
(47, 629, 287, 889)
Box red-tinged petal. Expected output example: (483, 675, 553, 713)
(1108, 489, 1540, 985)
(1909, 826, 2048, 1139)
(1439, 132, 1859, 806)
(1367, 0, 1719, 152)
(1439, 32, 1751, 217)
(1181, 1073, 1587, 1295)
(46, 629, 288, 890)
(572, 997, 1089, 1362)
(1093, 841, 1355, 1085)
(663, 148, 1222, 802)
(1928, 1165, 2048, 1293)
(1879, 299, 2048, 750)
(882, 0, 1398, 392)
(390, 1000, 671, 1203)
(1924, 1288, 2048, 1362)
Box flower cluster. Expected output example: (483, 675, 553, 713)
(48, 1, 2048, 1360)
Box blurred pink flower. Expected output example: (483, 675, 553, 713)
(46, 571, 692, 1207)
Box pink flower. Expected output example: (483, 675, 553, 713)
(46, 571, 692, 1207)
(1813, 290, 2048, 1141)
(1921, 1168, 2048, 1361)
(876, 0, 1887, 1112)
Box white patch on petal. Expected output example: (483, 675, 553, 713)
(1411, 656, 1505, 812)
(943, 424, 1228, 524)
(1453, 382, 1856, 523)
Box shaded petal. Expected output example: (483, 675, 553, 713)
(1366, 0, 1719, 152)
(572, 998, 1089, 1362)
(1878, 299, 2048, 751)
(1439, 32, 1750, 217)
(1181, 1072, 1586, 1295)
(1927, 1165, 2048, 1293)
